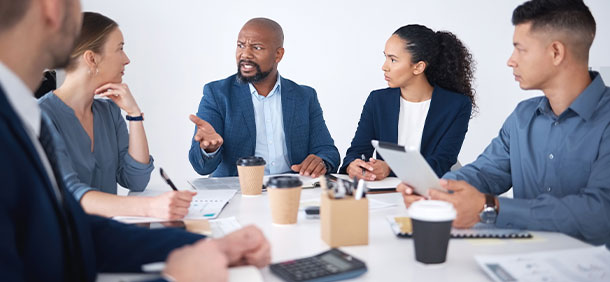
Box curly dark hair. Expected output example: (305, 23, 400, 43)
(394, 24, 477, 116)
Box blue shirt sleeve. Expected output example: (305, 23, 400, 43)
(443, 110, 514, 194)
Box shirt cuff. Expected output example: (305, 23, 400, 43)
(441, 171, 458, 180)
(124, 154, 155, 170)
(200, 147, 220, 159)
(73, 186, 99, 202)
(495, 197, 531, 229)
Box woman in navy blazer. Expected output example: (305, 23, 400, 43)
(340, 24, 476, 179)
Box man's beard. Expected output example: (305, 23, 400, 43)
(50, 0, 80, 69)
(236, 60, 271, 83)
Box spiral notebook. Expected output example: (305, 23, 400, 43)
(387, 216, 532, 239)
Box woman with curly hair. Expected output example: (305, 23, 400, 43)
(339, 24, 476, 180)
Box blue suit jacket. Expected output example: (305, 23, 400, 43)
(339, 86, 472, 177)
(189, 74, 340, 177)
(0, 85, 203, 281)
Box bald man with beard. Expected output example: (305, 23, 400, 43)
(189, 18, 340, 178)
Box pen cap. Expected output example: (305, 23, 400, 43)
(266, 176, 302, 189)
(236, 156, 266, 166)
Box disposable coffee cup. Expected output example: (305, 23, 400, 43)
(408, 200, 456, 264)
(236, 156, 266, 196)
(267, 176, 302, 225)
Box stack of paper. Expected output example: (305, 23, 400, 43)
(475, 246, 610, 282)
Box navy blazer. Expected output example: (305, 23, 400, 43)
(339, 86, 472, 177)
(189, 74, 340, 177)
(0, 85, 203, 281)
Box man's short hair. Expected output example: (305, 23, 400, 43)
(0, 0, 32, 33)
(512, 0, 596, 61)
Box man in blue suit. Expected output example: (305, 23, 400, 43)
(0, 1, 270, 281)
(189, 18, 340, 177)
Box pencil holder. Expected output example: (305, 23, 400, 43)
(320, 191, 368, 247)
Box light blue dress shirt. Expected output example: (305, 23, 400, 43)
(38, 92, 154, 200)
(444, 72, 610, 246)
(201, 74, 291, 175)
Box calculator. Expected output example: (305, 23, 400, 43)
(270, 249, 367, 282)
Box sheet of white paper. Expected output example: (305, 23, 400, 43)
(142, 264, 263, 282)
(475, 246, 610, 282)
(332, 174, 401, 190)
(209, 216, 242, 238)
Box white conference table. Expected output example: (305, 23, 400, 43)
(100, 184, 593, 282)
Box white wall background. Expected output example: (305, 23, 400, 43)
(79, 0, 610, 188)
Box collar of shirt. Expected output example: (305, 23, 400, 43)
(0, 62, 41, 136)
(536, 71, 606, 121)
(249, 73, 281, 101)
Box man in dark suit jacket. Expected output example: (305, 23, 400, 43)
(0, 1, 269, 281)
(189, 18, 340, 177)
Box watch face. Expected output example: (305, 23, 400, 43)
(480, 207, 497, 224)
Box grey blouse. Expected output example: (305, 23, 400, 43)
(38, 92, 154, 200)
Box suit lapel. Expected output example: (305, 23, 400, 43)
(281, 78, 295, 162)
(420, 86, 441, 154)
(389, 89, 400, 143)
(233, 80, 256, 153)
(0, 86, 57, 193)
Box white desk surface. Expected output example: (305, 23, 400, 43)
(100, 186, 592, 282)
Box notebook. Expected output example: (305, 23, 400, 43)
(114, 189, 237, 222)
(332, 174, 401, 191)
(387, 216, 532, 239)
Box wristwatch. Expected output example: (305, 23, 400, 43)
(126, 112, 144, 121)
(479, 194, 498, 224)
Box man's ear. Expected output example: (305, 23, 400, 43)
(413, 61, 427, 75)
(550, 40, 566, 66)
(39, 0, 64, 32)
(275, 47, 285, 64)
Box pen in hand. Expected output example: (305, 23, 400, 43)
(361, 154, 366, 177)
(160, 168, 179, 191)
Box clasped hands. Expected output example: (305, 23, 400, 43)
(397, 179, 487, 229)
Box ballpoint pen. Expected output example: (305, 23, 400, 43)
(159, 168, 179, 191)
(361, 154, 366, 177)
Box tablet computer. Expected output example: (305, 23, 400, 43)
(371, 140, 445, 197)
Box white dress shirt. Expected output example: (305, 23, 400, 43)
(397, 97, 431, 151)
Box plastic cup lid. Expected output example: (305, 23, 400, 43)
(408, 200, 456, 222)
(236, 156, 266, 166)
(266, 176, 302, 188)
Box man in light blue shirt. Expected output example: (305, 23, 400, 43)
(400, 0, 610, 246)
(249, 74, 292, 174)
(188, 18, 340, 177)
